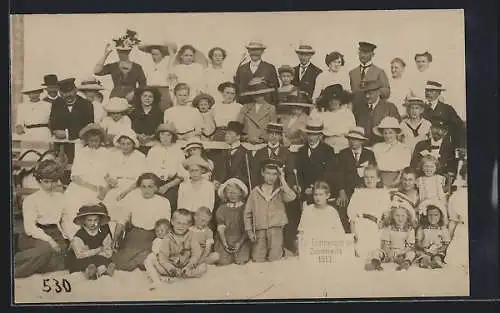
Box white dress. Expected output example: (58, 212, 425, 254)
(63, 146, 110, 239)
(312, 70, 351, 103)
(202, 66, 234, 102)
(212, 101, 243, 127)
(15, 100, 52, 159)
(347, 188, 391, 259)
(372, 141, 411, 172)
(145, 143, 185, 181)
(173, 63, 205, 99)
(143, 57, 171, 87)
(100, 116, 132, 138)
(319, 109, 356, 153)
(445, 187, 469, 268)
(177, 178, 215, 213)
(163, 105, 203, 136)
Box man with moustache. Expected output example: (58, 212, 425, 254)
(234, 40, 279, 105)
(41, 74, 60, 104)
(291, 43, 322, 99)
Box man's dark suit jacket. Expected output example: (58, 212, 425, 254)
(337, 147, 377, 198)
(234, 60, 279, 105)
(422, 100, 466, 149)
(251, 145, 295, 188)
(49, 95, 94, 140)
(411, 137, 457, 175)
(291, 63, 323, 98)
(212, 145, 252, 189)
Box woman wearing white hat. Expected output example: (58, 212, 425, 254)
(371, 116, 412, 188)
(15, 84, 52, 141)
(100, 97, 132, 145)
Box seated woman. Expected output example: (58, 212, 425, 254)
(15, 160, 68, 278)
(129, 86, 165, 154)
(63, 123, 110, 239)
(145, 123, 185, 211)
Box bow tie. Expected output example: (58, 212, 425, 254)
(429, 145, 440, 150)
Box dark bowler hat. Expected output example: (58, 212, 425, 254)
(42, 74, 59, 86)
(261, 158, 283, 170)
(361, 80, 382, 92)
(430, 116, 448, 129)
(73, 203, 111, 226)
(359, 41, 377, 52)
(226, 121, 245, 135)
(266, 122, 283, 133)
(58, 78, 77, 93)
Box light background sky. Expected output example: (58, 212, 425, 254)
(19, 10, 466, 118)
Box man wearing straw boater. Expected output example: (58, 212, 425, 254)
(291, 43, 323, 99)
(77, 77, 106, 124)
(41, 74, 60, 104)
(234, 39, 279, 105)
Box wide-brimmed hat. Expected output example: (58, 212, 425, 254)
(78, 77, 105, 91)
(217, 81, 238, 93)
(266, 122, 283, 133)
(418, 198, 446, 218)
(261, 158, 283, 170)
(360, 80, 382, 92)
(174, 45, 209, 68)
(279, 92, 314, 110)
(192, 93, 215, 109)
(403, 96, 426, 107)
(182, 155, 212, 171)
(240, 77, 276, 97)
(113, 128, 140, 147)
(373, 116, 402, 136)
(304, 118, 324, 134)
(358, 41, 377, 52)
(41, 74, 59, 86)
(58, 78, 77, 93)
(345, 126, 369, 141)
(103, 97, 130, 113)
(182, 137, 204, 151)
(217, 177, 249, 199)
(318, 84, 344, 108)
(22, 84, 44, 94)
(138, 41, 178, 56)
(73, 203, 111, 226)
(156, 122, 177, 135)
(295, 43, 315, 54)
(245, 40, 266, 50)
(79, 123, 105, 139)
(226, 121, 245, 135)
(425, 80, 446, 91)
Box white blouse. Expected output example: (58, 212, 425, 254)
(100, 115, 132, 137)
(347, 188, 392, 222)
(173, 63, 205, 96)
(298, 204, 345, 236)
(119, 190, 172, 230)
(312, 70, 351, 102)
(164, 105, 203, 134)
(92, 101, 105, 124)
(212, 101, 243, 127)
(177, 179, 215, 213)
(22, 189, 66, 242)
(146, 143, 185, 181)
(319, 109, 356, 136)
(202, 66, 234, 101)
(106, 149, 146, 185)
(71, 146, 109, 186)
(143, 57, 171, 86)
(372, 141, 412, 172)
(16, 100, 52, 140)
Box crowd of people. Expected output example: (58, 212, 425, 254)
(13, 29, 468, 290)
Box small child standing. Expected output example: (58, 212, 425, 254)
(66, 203, 115, 280)
(190, 207, 219, 265)
(297, 181, 345, 257)
(177, 155, 215, 213)
(416, 155, 447, 218)
(415, 200, 451, 269)
(365, 205, 416, 271)
(244, 159, 296, 263)
(192, 93, 216, 141)
(144, 218, 171, 290)
(214, 178, 251, 266)
(100, 97, 132, 145)
(157, 209, 207, 279)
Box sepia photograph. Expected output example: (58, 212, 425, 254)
(10, 10, 469, 303)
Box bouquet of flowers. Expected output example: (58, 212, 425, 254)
(112, 29, 141, 50)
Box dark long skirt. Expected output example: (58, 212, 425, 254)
(14, 224, 68, 278)
(283, 199, 303, 254)
(112, 226, 155, 271)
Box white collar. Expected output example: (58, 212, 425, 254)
(308, 142, 320, 150)
(268, 143, 280, 150)
(430, 137, 443, 146)
(46, 94, 59, 100)
(142, 105, 153, 114)
(250, 59, 262, 66)
(429, 99, 439, 109)
(361, 61, 373, 67)
(229, 141, 241, 150)
(300, 62, 311, 68)
(369, 97, 380, 108)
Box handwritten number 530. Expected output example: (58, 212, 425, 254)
(42, 278, 71, 293)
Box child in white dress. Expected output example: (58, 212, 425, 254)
(144, 218, 171, 290)
(416, 154, 447, 212)
(177, 156, 215, 213)
(164, 83, 204, 140)
(100, 97, 132, 145)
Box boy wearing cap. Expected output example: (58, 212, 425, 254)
(292, 43, 322, 98)
(336, 126, 377, 232)
(422, 80, 466, 150)
(41, 74, 60, 104)
(349, 41, 390, 102)
(352, 80, 401, 145)
(244, 159, 296, 262)
(411, 117, 457, 176)
(234, 40, 279, 105)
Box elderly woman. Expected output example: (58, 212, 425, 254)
(94, 37, 146, 102)
(129, 86, 165, 154)
(102, 129, 146, 227)
(172, 44, 208, 101)
(312, 51, 351, 103)
(145, 123, 185, 211)
(203, 47, 234, 102)
(15, 160, 68, 278)
(63, 123, 110, 239)
(388, 57, 413, 117)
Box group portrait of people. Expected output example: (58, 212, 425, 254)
(13, 28, 468, 291)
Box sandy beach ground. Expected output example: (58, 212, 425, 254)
(14, 256, 469, 303)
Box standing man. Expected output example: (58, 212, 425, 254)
(349, 41, 390, 105)
(234, 40, 279, 105)
(41, 74, 60, 104)
(422, 80, 466, 149)
(352, 80, 400, 146)
(291, 43, 322, 100)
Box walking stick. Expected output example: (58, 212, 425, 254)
(244, 152, 252, 191)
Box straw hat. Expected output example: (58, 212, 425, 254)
(73, 203, 111, 226)
(78, 77, 105, 91)
(138, 41, 178, 56)
(418, 198, 446, 218)
(245, 39, 266, 50)
(403, 96, 425, 107)
(295, 43, 315, 54)
(182, 137, 204, 151)
(79, 123, 105, 139)
(22, 84, 44, 94)
(113, 128, 140, 147)
(345, 126, 369, 141)
(372, 116, 402, 137)
(266, 122, 284, 133)
(425, 80, 446, 91)
(304, 118, 324, 134)
(156, 122, 177, 135)
(217, 177, 249, 199)
(279, 92, 314, 110)
(239, 77, 275, 97)
(103, 97, 130, 113)
(182, 155, 212, 171)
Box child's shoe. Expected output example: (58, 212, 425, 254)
(84, 264, 98, 280)
(365, 259, 383, 271)
(396, 260, 411, 271)
(431, 256, 444, 269)
(106, 263, 116, 276)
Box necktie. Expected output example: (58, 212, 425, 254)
(361, 65, 369, 80)
(300, 66, 306, 79)
(269, 147, 279, 159)
(368, 104, 373, 111)
(354, 151, 360, 162)
(406, 122, 422, 137)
